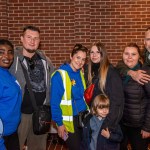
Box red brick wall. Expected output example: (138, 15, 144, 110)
(0, 0, 8, 38)
(1, 0, 150, 67)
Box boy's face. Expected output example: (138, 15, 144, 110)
(97, 107, 109, 118)
(0, 44, 14, 68)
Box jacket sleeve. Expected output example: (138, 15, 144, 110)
(50, 71, 65, 126)
(109, 125, 123, 142)
(101, 66, 124, 130)
(46, 56, 55, 75)
(116, 60, 129, 76)
(0, 138, 6, 150)
(142, 66, 150, 132)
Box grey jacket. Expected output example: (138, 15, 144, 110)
(9, 47, 55, 105)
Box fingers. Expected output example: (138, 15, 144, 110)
(141, 130, 150, 139)
(139, 70, 146, 74)
(57, 125, 66, 139)
(133, 70, 150, 84)
(101, 128, 110, 139)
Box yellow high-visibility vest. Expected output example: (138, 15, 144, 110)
(56, 69, 86, 133)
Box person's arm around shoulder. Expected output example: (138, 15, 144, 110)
(116, 60, 150, 84)
(127, 69, 150, 85)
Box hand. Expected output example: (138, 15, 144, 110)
(141, 130, 150, 139)
(101, 128, 110, 139)
(128, 70, 150, 85)
(57, 125, 68, 139)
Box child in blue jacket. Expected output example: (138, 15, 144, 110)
(81, 94, 123, 150)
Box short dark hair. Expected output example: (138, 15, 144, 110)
(23, 25, 40, 34)
(146, 27, 150, 31)
(0, 39, 14, 50)
(71, 43, 88, 57)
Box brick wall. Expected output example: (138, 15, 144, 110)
(1, 0, 150, 67)
(0, 0, 8, 38)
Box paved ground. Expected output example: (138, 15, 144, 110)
(47, 134, 68, 150)
(47, 134, 150, 150)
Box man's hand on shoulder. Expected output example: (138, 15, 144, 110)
(128, 70, 150, 84)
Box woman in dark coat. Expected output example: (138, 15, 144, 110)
(84, 41, 124, 150)
(117, 43, 150, 150)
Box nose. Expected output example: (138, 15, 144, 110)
(127, 54, 132, 59)
(92, 52, 97, 57)
(30, 38, 35, 43)
(103, 108, 108, 113)
(2, 52, 9, 58)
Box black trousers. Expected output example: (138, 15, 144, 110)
(65, 116, 83, 150)
(120, 125, 149, 150)
(3, 132, 20, 150)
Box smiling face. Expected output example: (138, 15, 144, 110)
(123, 46, 140, 68)
(70, 51, 87, 71)
(90, 45, 101, 63)
(97, 107, 109, 118)
(21, 29, 40, 54)
(0, 44, 14, 68)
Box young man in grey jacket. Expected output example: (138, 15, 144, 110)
(9, 25, 55, 150)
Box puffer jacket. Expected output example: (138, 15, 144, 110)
(122, 65, 150, 132)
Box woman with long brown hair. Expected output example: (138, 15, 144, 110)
(85, 41, 124, 150)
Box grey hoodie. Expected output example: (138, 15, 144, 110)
(9, 46, 55, 105)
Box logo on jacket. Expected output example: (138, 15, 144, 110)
(71, 79, 76, 86)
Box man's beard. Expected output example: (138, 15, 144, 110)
(24, 47, 37, 53)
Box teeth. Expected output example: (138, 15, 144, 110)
(2, 60, 10, 64)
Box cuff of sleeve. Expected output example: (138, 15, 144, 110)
(57, 121, 63, 127)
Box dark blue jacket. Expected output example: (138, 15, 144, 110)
(80, 115, 123, 150)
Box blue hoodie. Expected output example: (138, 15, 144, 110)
(0, 138, 5, 150)
(0, 67, 22, 136)
(50, 63, 87, 126)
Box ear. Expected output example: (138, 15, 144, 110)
(70, 54, 72, 60)
(21, 36, 23, 43)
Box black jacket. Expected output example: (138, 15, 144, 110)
(120, 64, 150, 132)
(84, 64, 124, 131)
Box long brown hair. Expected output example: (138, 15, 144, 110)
(88, 41, 110, 94)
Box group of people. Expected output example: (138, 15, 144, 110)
(0, 26, 54, 150)
(51, 27, 150, 150)
(0, 25, 150, 150)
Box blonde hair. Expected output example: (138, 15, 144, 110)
(88, 41, 110, 94)
(91, 94, 110, 116)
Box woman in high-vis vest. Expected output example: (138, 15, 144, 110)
(50, 44, 88, 150)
